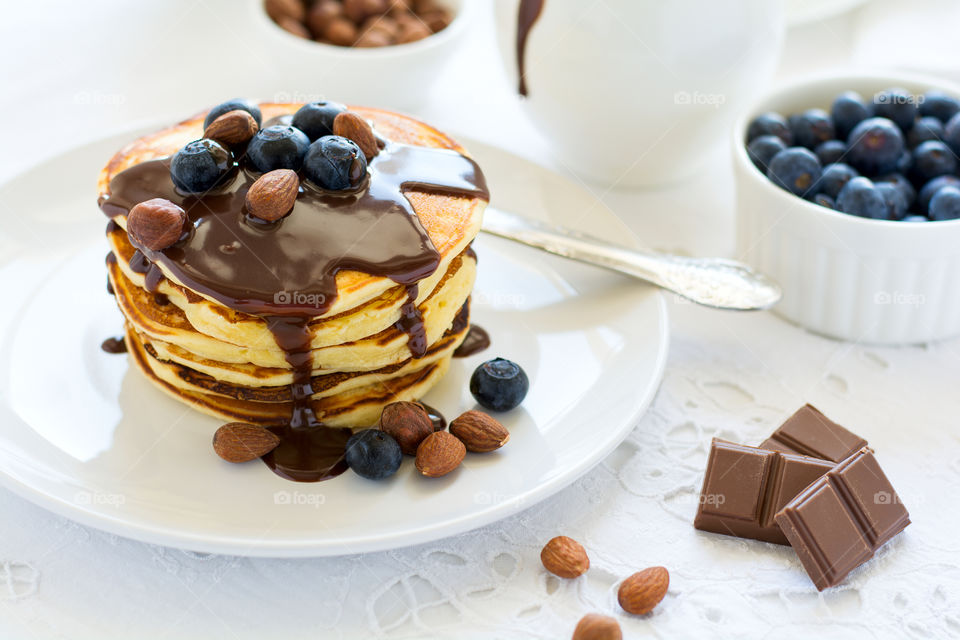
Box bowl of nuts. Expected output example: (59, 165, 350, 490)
(734, 71, 960, 344)
(253, 0, 467, 110)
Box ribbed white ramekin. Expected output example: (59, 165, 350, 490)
(734, 72, 960, 344)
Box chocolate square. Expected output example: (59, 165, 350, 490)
(694, 439, 834, 545)
(760, 404, 867, 462)
(775, 449, 910, 590)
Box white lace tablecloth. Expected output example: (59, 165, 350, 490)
(2, 2, 959, 638)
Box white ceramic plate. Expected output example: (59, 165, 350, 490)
(0, 129, 668, 557)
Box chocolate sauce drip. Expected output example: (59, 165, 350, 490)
(106, 277, 115, 296)
(144, 264, 163, 292)
(100, 143, 488, 317)
(262, 424, 352, 482)
(259, 315, 353, 482)
(516, 0, 545, 96)
(101, 133, 488, 482)
(128, 249, 150, 274)
(153, 293, 170, 306)
(453, 325, 490, 358)
(416, 402, 447, 432)
(395, 284, 428, 359)
(101, 336, 127, 354)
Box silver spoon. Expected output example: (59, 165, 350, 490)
(480, 207, 781, 311)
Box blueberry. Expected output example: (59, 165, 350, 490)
(746, 112, 792, 145)
(815, 140, 847, 165)
(789, 108, 835, 149)
(344, 429, 402, 480)
(767, 147, 821, 197)
(875, 182, 909, 220)
(469, 358, 529, 412)
(907, 117, 945, 148)
(203, 98, 262, 129)
(816, 162, 858, 199)
(910, 140, 957, 183)
(292, 101, 347, 141)
(902, 214, 929, 222)
(918, 175, 960, 213)
(170, 139, 233, 194)
(875, 173, 916, 209)
(303, 135, 367, 190)
(831, 91, 870, 139)
(837, 177, 887, 219)
(942, 112, 960, 156)
(246, 125, 310, 172)
(896, 151, 913, 176)
(872, 87, 918, 131)
(919, 90, 960, 124)
(928, 186, 960, 221)
(812, 193, 835, 210)
(846, 117, 905, 175)
(747, 135, 786, 172)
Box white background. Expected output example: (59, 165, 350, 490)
(2, 1, 960, 638)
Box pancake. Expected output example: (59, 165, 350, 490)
(126, 325, 453, 428)
(101, 101, 488, 443)
(99, 104, 486, 321)
(108, 233, 476, 370)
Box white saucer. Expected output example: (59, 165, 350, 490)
(0, 129, 668, 556)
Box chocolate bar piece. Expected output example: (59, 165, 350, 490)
(775, 448, 910, 591)
(694, 439, 835, 545)
(760, 404, 867, 462)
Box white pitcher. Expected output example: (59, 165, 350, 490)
(495, 0, 786, 187)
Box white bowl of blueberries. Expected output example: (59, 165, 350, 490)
(734, 72, 960, 345)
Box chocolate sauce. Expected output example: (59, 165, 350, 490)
(416, 402, 447, 432)
(106, 276, 115, 296)
(516, 0, 545, 96)
(101, 143, 488, 318)
(128, 249, 150, 274)
(144, 265, 163, 292)
(395, 285, 428, 359)
(453, 324, 490, 358)
(101, 336, 127, 354)
(101, 134, 489, 482)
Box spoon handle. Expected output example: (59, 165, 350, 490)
(480, 207, 781, 311)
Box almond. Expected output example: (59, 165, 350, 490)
(449, 410, 509, 452)
(415, 431, 465, 477)
(572, 614, 622, 640)
(617, 566, 669, 615)
(245, 169, 300, 222)
(213, 422, 280, 463)
(126, 198, 186, 251)
(265, 0, 306, 23)
(333, 111, 379, 160)
(541, 536, 589, 578)
(278, 15, 311, 38)
(324, 17, 358, 46)
(380, 401, 433, 455)
(307, 0, 343, 36)
(203, 109, 259, 146)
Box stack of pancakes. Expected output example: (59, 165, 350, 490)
(99, 104, 485, 428)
